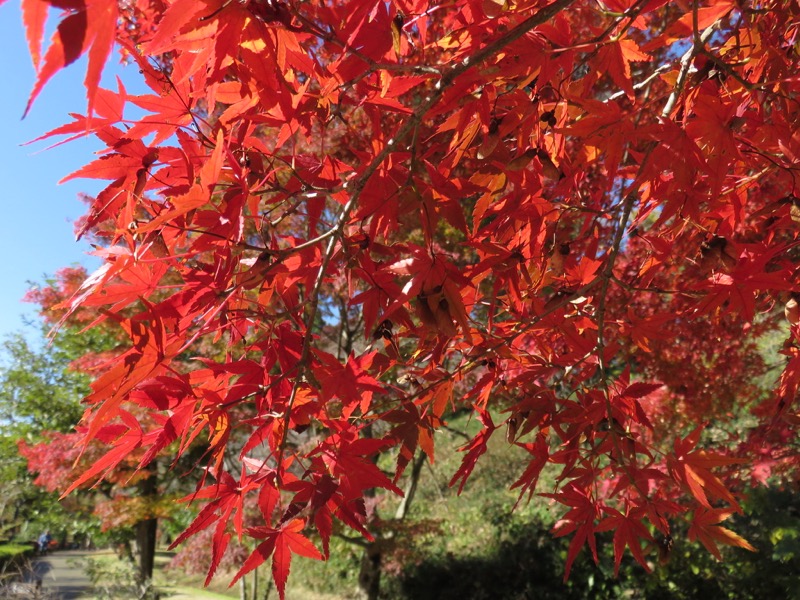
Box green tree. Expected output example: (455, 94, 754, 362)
(0, 332, 86, 434)
(0, 330, 90, 544)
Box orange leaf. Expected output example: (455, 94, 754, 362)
(688, 508, 756, 560)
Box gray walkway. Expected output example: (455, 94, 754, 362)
(28, 550, 94, 599)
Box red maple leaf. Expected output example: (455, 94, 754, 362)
(15, 0, 800, 593)
(596, 506, 653, 576)
(23, 0, 118, 117)
(667, 425, 744, 510)
(542, 483, 600, 582)
(232, 519, 322, 600)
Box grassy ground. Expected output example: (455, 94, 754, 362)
(74, 550, 344, 600)
(71, 551, 237, 600)
(0, 542, 35, 583)
(152, 552, 237, 600)
(0, 543, 34, 559)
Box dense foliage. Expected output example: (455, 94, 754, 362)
(7, 0, 800, 597)
(14, 270, 211, 583)
(0, 331, 95, 546)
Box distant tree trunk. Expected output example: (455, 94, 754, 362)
(136, 518, 157, 582)
(136, 474, 158, 583)
(394, 452, 426, 521)
(239, 575, 248, 600)
(355, 422, 381, 600)
(357, 542, 382, 600)
(356, 451, 427, 600)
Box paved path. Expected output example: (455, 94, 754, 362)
(28, 550, 94, 599)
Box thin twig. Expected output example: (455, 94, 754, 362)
(661, 18, 721, 118)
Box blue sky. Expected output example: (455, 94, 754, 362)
(0, 4, 142, 339)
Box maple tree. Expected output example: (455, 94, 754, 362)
(16, 267, 216, 585)
(0, 330, 89, 544)
(8, 0, 800, 596)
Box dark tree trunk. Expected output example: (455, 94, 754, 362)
(136, 474, 158, 583)
(356, 452, 427, 599)
(357, 542, 382, 600)
(136, 517, 158, 582)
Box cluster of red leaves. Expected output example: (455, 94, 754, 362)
(11, 0, 800, 595)
(18, 427, 162, 538)
(94, 493, 177, 530)
(19, 432, 99, 494)
(24, 267, 97, 326)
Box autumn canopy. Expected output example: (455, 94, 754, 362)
(10, 0, 800, 595)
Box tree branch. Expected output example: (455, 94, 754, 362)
(661, 16, 721, 118)
(276, 0, 578, 464)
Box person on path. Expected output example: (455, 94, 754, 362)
(37, 530, 52, 555)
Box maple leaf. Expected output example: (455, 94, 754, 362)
(314, 350, 385, 417)
(449, 408, 497, 494)
(232, 519, 322, 600)
(315, 433, 404, 498)
(667, 426, 744, 510)
(21, 0, 48, 69)
(649, 0, 735, 48)
(596, 506, 653, 576)
(15, 0, 800, 591)
(542, 483, 600, 582)
(23, 0, 118, 117)
(61, 411, 143, 496)
(171, 470, 262, 572)
(594, 38, 650, 101)
(688, 507, 756, 560)
(383, 401, 440, 479)
(205, 520, 232, 586)
(509, 433, 549, 507)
